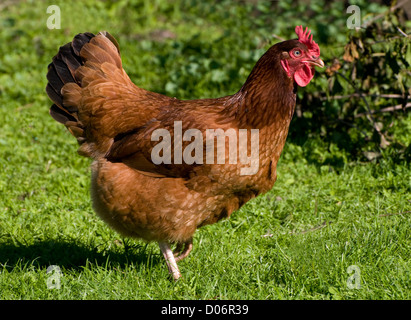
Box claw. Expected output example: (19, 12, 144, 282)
(173, 239, 193, 262)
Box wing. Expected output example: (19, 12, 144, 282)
(105, 98, 237, 179)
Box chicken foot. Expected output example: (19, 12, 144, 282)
(173, 239, 193, 262)
(158, 241, 181, 281)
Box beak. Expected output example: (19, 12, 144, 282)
(306, 58, 324, 68)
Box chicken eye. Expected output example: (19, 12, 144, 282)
(293, 50, 301, 57)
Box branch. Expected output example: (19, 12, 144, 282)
(355, 102, 411, 117)
(361, 0, 410, 28)
(320, 93, 406, 101)
(271, 34, 286, 42)
(335, 71, 390, 147)
(396, 26, 409, 37)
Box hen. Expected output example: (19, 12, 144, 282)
(46, 26, 323, 280)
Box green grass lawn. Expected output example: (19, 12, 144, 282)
(0, 0, 410, 300)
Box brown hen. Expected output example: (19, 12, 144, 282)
(46, 26, 323, 280)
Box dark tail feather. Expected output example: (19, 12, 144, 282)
(47, 32, 95, 125)
(72, 32, 95, 55)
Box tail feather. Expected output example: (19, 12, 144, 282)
(46, 31, 154, 159)
(49, 104, 76, 124)
(47, 33, 95, 124)
(47, 57, 78, 125)
(46, 31, 121, 152)
(72, 32, 95, 56)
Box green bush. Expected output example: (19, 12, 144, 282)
(293, 2, 410, 162)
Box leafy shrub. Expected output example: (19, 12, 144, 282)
(293, 2, 410, 162)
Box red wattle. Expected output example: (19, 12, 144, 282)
(294, 64, 314, 87)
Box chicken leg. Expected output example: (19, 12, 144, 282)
(173, 239, 193, 262)
(158, 242, 181, 281)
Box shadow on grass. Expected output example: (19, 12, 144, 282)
(0, 239, 161, 272)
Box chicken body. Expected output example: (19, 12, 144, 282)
(46, 28, 323, 279)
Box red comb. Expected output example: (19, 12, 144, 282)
(295, 25, 320, 57)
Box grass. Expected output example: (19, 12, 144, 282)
(1, 142, 409, 299)
(0, 0, 410, 299)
